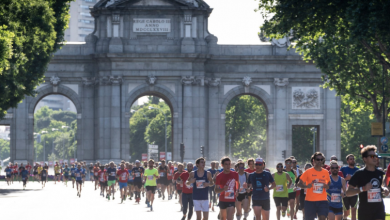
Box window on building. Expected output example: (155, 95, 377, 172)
(84, 0, 94, 2)
(78, 19, 93, 24)
(79, 27, 94, 32)
(80, 5, 89, 9)
(80, 12, 91, 17)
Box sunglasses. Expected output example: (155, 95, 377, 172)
(292, 162, 297, 164)
(277, 165, 283, 168)
(256, 163, 263, 166)
(286, 162, 291, 165)
(330, 167, 339, 170)
(315, 158, 324, 161)
(367, 155, 378, 159)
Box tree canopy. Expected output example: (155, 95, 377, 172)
(258, 0, 390, 123)
(0, 0, 72, 119)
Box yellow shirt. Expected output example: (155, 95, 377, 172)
(54, 165, 61, 174)
(37, 167, 42, 174)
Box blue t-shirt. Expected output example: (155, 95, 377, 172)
(21, 170, 29, 179)
(74, 168, 85, 181)
(132, 167, 144, 182)
(63, 168, 70, 176)
(340, 166, 359, 183)
(106, 167, 117, 181)
(5, 168, 12, 175)
(247, 171, 274, 200)
(70, 168, 76, 176)
(207, 168, 217, 176)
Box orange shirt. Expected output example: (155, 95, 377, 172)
(300, 167, 330, 201)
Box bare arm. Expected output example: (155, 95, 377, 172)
(286, 173, 292, 188)
(207, 172, 214, 186)
(186, 172, 195, 185)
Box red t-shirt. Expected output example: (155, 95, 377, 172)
(93, 167, 100, 176)
(180, 171, 193, 194)
(322, 164, 330, 171)
(117, 169, 129, 183)
(25, 165, 32, 172)
(167, 166, 174, 180)
(215, 171, 239, 202)
(12, 165, 18, 173)
(98, 170, 107, 182)
(327, 169, 344, 178)
(244, 168, 255, 174)
(174, 171, 183, 190)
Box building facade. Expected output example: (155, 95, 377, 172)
(65, 0, 97, 42)
(1, 0, 341, 166)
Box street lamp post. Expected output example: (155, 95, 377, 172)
(41, 131, 48, 161)
(310, 127, 317, 154)
(149, 106, 167, 159)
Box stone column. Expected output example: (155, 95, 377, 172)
(96, 76, 111, 161)
(274, 78, 289, 161)
(81, 77, 96, 160)
(110, 76, 122, 160)
(182, 76, 194, 160)
(324, 89, 341, 158)
(206, 78, 221, 161)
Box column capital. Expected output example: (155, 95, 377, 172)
(181, 76, 195, 86)
(205, 78, 221, 87)
(109, 75, 123, 85)
(274, 78, 289, 87)
(81, 77, 97, 86)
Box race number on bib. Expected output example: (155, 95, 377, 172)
(135, 173, 140, 177)
(331, 193, 341, 203)
(224, 190, 234, 200)
(111, 172, 115, 176)
(196, 180, 205, 188)
(368, 189, 382, 202)
(121, 173, 127, 180)
(159, 172, 165, 177)
(148, 175, 154, 180)
(276, 185, 284, 192)
(313, 183, 324, 194)
(76, 173, 80, 177)
(95, 172, 98, 176)
(239, 187, 246, 193)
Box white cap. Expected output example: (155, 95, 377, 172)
(135, 160, 140, 163)
(255, 158, 264, 163)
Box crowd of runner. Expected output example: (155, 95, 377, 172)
(2, 145, 390, 220)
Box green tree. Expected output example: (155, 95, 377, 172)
(258, 0, 390, 131)
(0, 138, 10, 159)
(225, 95, 267, 161)
(0, 0, 73, 119)
(292, 126, 314, 164)
(51, 110, 76, 125)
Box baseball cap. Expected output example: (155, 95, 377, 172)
(255, 157, 264, 164)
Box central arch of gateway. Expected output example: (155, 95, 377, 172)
(2, 0, 341, 166)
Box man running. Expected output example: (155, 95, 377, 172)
(244, 158, 255, 209)
(12, 162, 18, 182)
(54, 161, 61, 184)
(298, 152, 331, 220)
(180, 162, 194, 220)
(291, 158, 302, 219)
(327, 160, 347, 220)
(98, 165, 107, 197)
(126, 163, 134, 200)
(106, 161, 117, 200)
(245, 158, 275, 220)
(33, 163, 39, 182)
(143, 159, 159, 211)
(63, 164, 70, 187)
(70, 164, 76, 188)
(132, 160, 144, 203)
(285, 158, 297, 220)
(157, 159, 169, 200)
(5, 165, 12, 185)
(20, 167, 29, 190)
(346, 145, 389, 220)
(93, 163, 100, 190)
(273, 163, 292, 220)
(174, 163, 185, 211)
(186, 158, 214, 220)
(41, 165, 47, 188)
(117, 163, 129, 203)
(340, 154, 359, 220)
(167, 161, 175, 199)
(215, 157, 239, 220)
(235, 161, 250, 220)
(75, 163, 85, 197)
(25, 162, 32, 183)
(207, 161, 218, 211)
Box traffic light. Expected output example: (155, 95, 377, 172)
(282, 150, 286, 159)
(200, 146, 205, 157)
(180, 143, 185, 162)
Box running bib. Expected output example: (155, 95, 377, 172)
(110, 172, 115, 176)
(224, 190, 234, 200)
(94, 172, 98, 176)
(168, 171, 172, 176)
(43, 174, 46, 177)
(76, 173, 80, 177)
(135, 173, 140, 177)
(239, 187, 246, 193)
(331, 193, 341, 203)
(368, 189, 382, 202)
(121, 173, 127, 181)
(148, 175, 154, 180)
(313, 183, 324, 194)
(289, 183, 295, 189)
(6, 172, 10, 175)
(129, 174, 133, 180)
(275, 185, 284, 192)
(159, 172, 165, 177)
(196, 180, 205, 188)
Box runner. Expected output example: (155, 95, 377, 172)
(25, 162, 32, 183)
(327, 160, 347, 220)
(20, 167, 29, 190)
(132, 160, 145, 203)
(215, 157, 239, 220)
(297, 152, 331, 220)
(43, 163, 49, 182)
(41, 165, 47, 188)
(63, 164, 70, 187)
(18, 163, 25, 182)
(186, 158, 214, 220)
(54, 161, 61, 184)
(207, 161, 218, 211)
(174, 163, 185, 210)
(180, 162, 194, 220)
(272, 162, 292, 220)
(33, 163, 39, 182)
(291, 158, 302, 219)
(157, 159, 169, 200)
(340, 154, 359, 220)
(93, 163, 100, 190)
(244, 158, 255, 209)
(12, 162, 18, 182)
(5, 165, 12, 185)
(245, 157, 275, 220)
(117, 163, 129, 203)
(346, 145, 389, 220)
(89, 163, 94, 182)
(126, 163, 134, 200)
(295, 163, 312, 220)
(143, 159, 159, 211)
(98, 165, 107, 197)
(74, 163, 85, 197)
(167, 161, 175, 199)
(70, 164, 76, 188)
(37, 164, 43, 183)
(235, 161, 250, 220)
(106, 161, 117, 200)
(285, 158, 297, 220)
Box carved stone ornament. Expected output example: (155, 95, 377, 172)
(292, 87, 320, 109)
(205, 78, 221, 87)
(242, 76, 252, 87)
(82, 77, 96, 86)
(99, 76, 110, 85)
(50, 76, 61, 86)
(147, 76, 157, 85)
(195, 76, 205, 86)
(112, 14, 120, 22)
(109, 75, 123, 84)
(181, 76, 195, 85)
(274, 78, 289, 87)
(106, 0, 116, 7)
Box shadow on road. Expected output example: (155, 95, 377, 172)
(0, 188, 42, 196)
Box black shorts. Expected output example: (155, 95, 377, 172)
(6, 175, 11, 178)
(64, 175, 69, 180)
(288, 192, 296, 200)
(100, 181, 107, 187)
(252, 199, 270, 211)
(127, 181, 133, 185)
(329, 206, 343, 215)
(146, 186, 156, 194)
(299, 192, 306, 210)
(236, 193, 248, 202)
(358, 203, 385, 220)
(33, 172, 38, 175)
(177, 190, 182, 194)
(55, 173, 60, 176)
(273, 197, 288, 207)
(134, 181, 142, 189)
(76, 180, 82, 184)
(218, 201, 235, 209)
(94, 176, 98, 180)
(343, 195, 358, 210)
(247, 191, 253, 197)
(158, 178, 168, 186)
(23, 179, 27, 185)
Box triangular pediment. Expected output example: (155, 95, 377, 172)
(94, 0, 210, 9)
(133, 0, 174, 6)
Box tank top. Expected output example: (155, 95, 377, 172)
(238, 172, 247, 194)
(327, 176, 342, 208)
(193, 170, 209, 200)
(287, 170, 296, 193)
(273, 172, 289, 198)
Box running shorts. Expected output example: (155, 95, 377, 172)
(145, 186, 156, 194)
(55, 173, 61, 176)
(218, 201, 235, 209)
(193, 200, 209, 212)
(119, 182, 128, 189)
(273, 197, 288, 207)
(100, 181, 107, 187)
(177, 190, 182, 194)
(76, 180, 83, 184)
(134, 181, 142, 189)
(343, 195, 358, 210)
(107, 180, 116, 187)
(288, 192, 296, 200)
(236, 193, 248, 202)
(94, 176, 98, 180)
(6, 175, 11, 178)
(329, 206, 343, 215)
(252, 199, 270, 211)
(304, 201, 328, 219)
